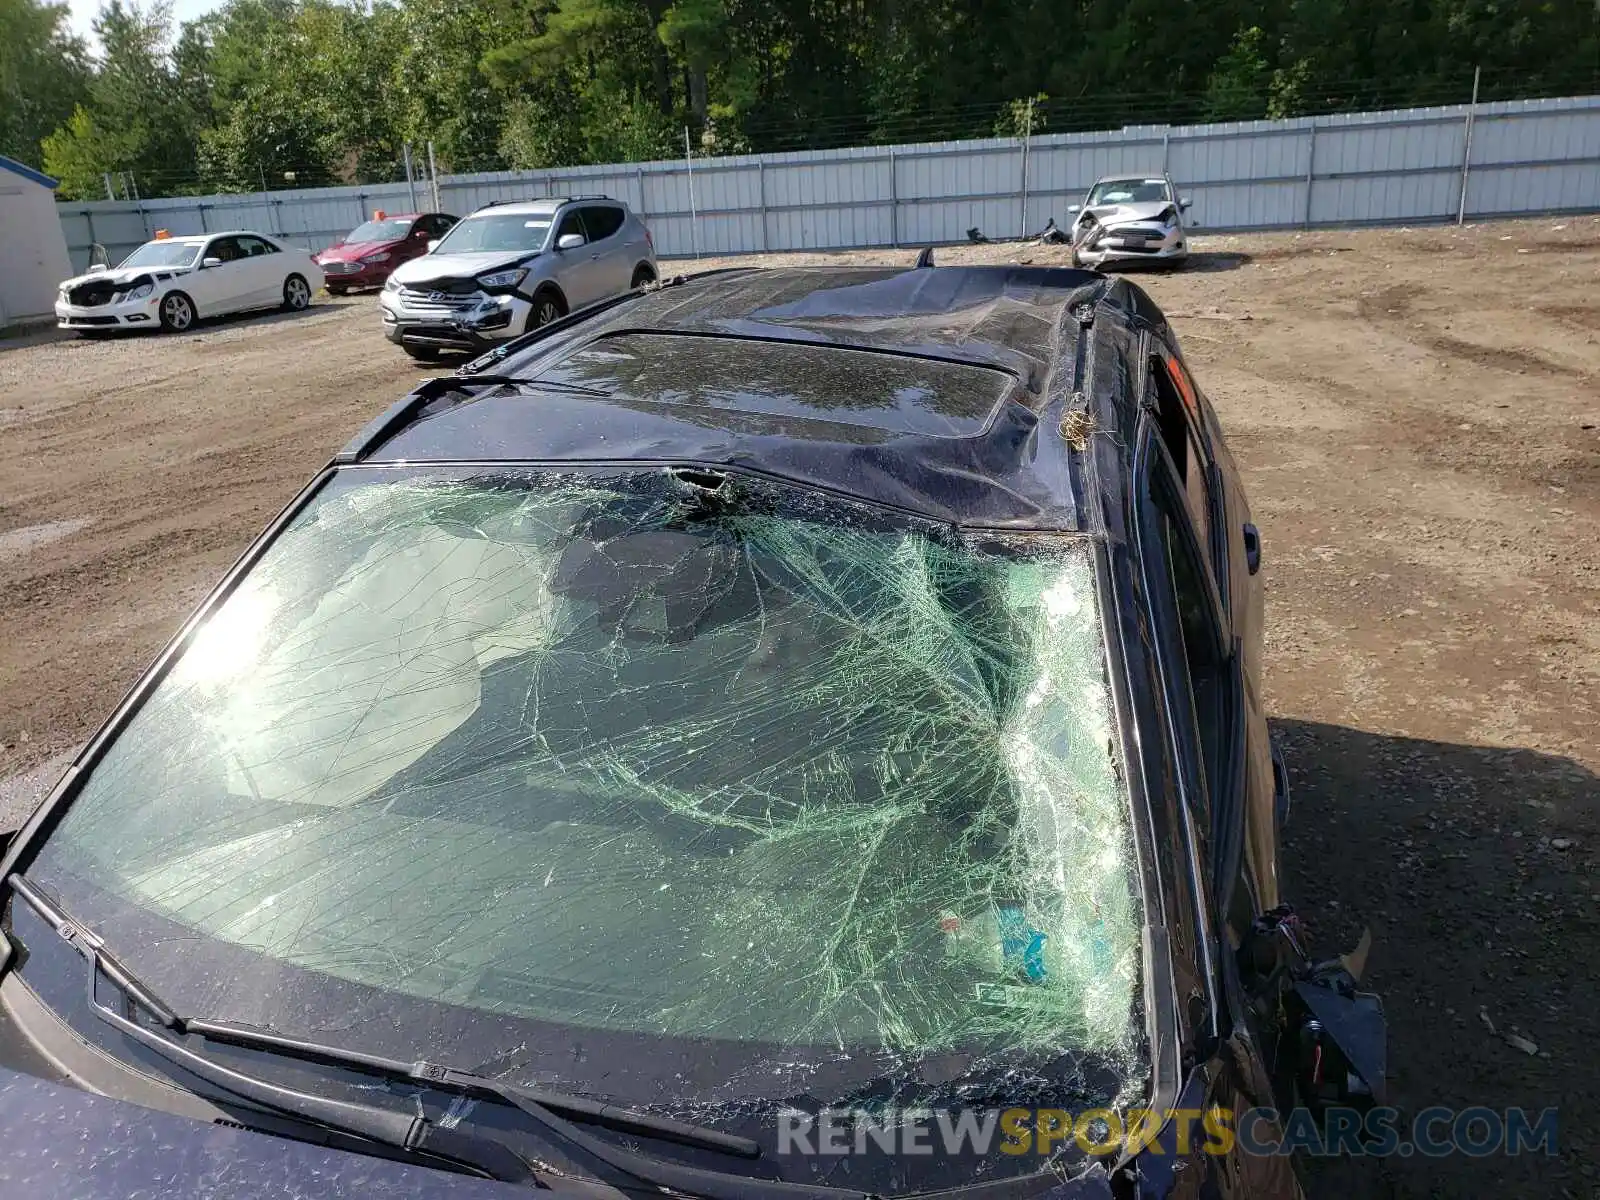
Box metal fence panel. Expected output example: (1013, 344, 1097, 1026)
(56, 95, 1600, 272)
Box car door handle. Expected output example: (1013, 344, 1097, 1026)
(1242, 523, 1261, 575)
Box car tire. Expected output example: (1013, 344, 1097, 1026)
(528, 289, 566, 331)
(282, 274, 313, 311)
(630, 264, 656, 289)
(402, 345, 440, 362)
(158, 291, 195, 333)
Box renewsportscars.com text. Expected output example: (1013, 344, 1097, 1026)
(774, 1106, 1558, 1159)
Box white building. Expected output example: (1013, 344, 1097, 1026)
(0, 156, 73, 328)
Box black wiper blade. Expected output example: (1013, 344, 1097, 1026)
(7, 874, 867, 1200)
(184, 1025, 871, 1200)
(6, 875, 541, 1187)
(183, 1018, 761, 1159)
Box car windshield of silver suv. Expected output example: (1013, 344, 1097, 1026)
(433, 214, 552, 254)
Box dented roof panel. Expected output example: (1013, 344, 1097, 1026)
(364, 266, 1112, 530)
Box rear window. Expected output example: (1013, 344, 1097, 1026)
(33, 468, 1139, 1070)
(581, 205, 626, 240)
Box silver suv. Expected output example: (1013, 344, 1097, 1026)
(380, 196, 657, 360)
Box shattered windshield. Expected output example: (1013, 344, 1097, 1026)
(30, 466, 1144, 1182)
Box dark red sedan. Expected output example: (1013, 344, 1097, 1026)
(313, 211, 457, 294)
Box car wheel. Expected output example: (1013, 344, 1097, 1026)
(282, 274, 312, 311)
(158, 292, 195, 333)
(402, 345, 440, 362)
(630, 264, 656, 289)
(529, 290, 566, 331)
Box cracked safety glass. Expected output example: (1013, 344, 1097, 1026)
(32, 466, 1143, 1107)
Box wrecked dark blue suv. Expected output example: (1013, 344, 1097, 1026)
(0, 263, 1381, 1199)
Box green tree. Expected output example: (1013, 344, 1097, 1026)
(0, 0, 89, 170)
(40, 104, 138, 197)
(1203, 26, 1272, 121)
(39, 1, 207, 196)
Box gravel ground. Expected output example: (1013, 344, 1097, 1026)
(2, 217, 1597, 1196)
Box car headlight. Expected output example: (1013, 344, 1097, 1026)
(361, 252, 391, 264)
(477, 268, 528, 291)
(1157, 206, 1178, 226)
(383, 276, 401, 292)
(125, 283, 154, 301)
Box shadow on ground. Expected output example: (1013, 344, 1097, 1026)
(1275, 719, 1594, 1198)
(1097, 250, 1252, 274)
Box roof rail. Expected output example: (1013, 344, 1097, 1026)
(473, 196, 570, 211)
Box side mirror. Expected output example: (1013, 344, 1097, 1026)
(202, 257, 223, 268)
(426, 239, 439, 252)
(1180, 197, 1193, 210)
(86, 263, 108, 275)
(556, 233, 585, 251)
(88, 242, 110, 270)
(1067, 204, 1081, 214)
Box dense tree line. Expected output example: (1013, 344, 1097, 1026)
(2, 0, 1596, 200)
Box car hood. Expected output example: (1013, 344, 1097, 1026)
(0, 1066, 1129, 1199)
(58, 265, 184, 290)
(1079, 201, 1176, 225)
(391, 250, 539, 286)
(0, 1066, 547, 1199)
(316, 239, 399, 263)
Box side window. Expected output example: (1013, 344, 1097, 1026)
(1143, 427, 1233, 821)
(206, 236, 242, 263)
(1150, 355, 1225, 601)
(1158, 504, 1229, 812)
(582, 205, 625, 241)
(235, 236, 276, 257)
(424, 215, 454, 238)
(555, 209, 587, 243)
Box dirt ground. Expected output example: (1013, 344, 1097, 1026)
(2, 218, 1597, 1196)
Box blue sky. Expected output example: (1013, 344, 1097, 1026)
(65, 0, 225, 46)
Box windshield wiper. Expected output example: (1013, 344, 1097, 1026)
(7, 874, 869, 1200)
(7, 875, 542, 1185)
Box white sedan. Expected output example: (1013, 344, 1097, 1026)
(55, 232, 324, 335)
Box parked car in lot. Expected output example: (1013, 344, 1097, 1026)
(0, 263, 1381, 1199)
(55, 231, 323, 335)
(314, 211, 458, 294)
(1068, 173, 1192, 269)
(379, 195, 656, 359)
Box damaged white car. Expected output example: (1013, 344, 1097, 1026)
(55, 231, 323, 336)
(1068, 174, 1191, 270)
